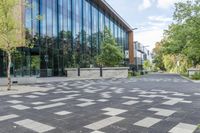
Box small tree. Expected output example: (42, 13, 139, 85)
(143, 60, 152, 71)
(0, 0, 26, 90)
(96, 27, 123, 67)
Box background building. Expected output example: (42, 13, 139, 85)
(0, 0, 134, 77)
(134, 41, 151, 72)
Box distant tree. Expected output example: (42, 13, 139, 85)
(163, 54, 191, 73)
(152, 42, 165, 71)
(96, 27, 123, 67)
(143, 60, 152, 71)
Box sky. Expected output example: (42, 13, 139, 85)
(106, 0, 185, 51)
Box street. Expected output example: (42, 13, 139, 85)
(0, 74, 200, 133)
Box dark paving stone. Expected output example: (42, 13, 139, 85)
(0, 74, 200, 133)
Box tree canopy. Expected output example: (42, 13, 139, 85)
(162, 0, 200, 66)
(153, 0, 200, 73)
(0, 0, 26, 52)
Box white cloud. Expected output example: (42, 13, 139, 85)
(148, 16, 172, 22)
(138, 0, 188, 10)
(138, 0, 152, 11)
(134, 15, 172, 51)
(135, 28, 163, 51)
(156, 0, 187, 9)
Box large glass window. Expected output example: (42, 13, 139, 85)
(0, 0, 131, 77)
(105, 15, 109, 28)
(91, 5, 98, 61)
(40, 0, 47, 76)
(99, 10, 104, 52)
(114, 23, 118, 43)
(73, 0, 82, 67)
(82, 0, 92, 67)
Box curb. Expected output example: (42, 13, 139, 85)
(180, 75, 200, 83)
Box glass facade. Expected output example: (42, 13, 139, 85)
(0, 0, 130, 77)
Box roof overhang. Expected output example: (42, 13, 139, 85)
(92, 0, 133, 32)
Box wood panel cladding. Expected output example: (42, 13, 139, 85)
(128, 31, 134, 64)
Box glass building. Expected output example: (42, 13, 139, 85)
(0, 0, 133, 77)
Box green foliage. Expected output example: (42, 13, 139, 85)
(96, 27, 123, 67)
(191, 72, 200, 80)
(153, 0, 200, 73)
(162, 54, 191, 73)
(0, 0, 26, 52)
(31, 56, 40, 70)
(143, 60, 152, 71)
(162, 0, 200, 67)
(152, 42, 166, 71)
(128, 71, 141, 78)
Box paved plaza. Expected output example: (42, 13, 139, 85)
(0, 74, 200, 133)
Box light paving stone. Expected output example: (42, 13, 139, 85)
(134, 117, 162, 128)
(122, 100, 139, 105)
(114, 88, 124, 94)
(68, 94, 80, 97)
(7, 100, 23, 104)
(32, 92, 48, 96)
(11, 105, 30, 110)
(169, 123, 197, 133)
(10, 95, 22, 98)
(25, 95, 39, 98)
(77, 83, 93, 89)
(102, 108, 127, 116)
(76, 102, 96, 107)
(139, 91, 157, 95)
(50, 97, 73, 102)
(54, 111, 72, 116)
(91, 131, 105, 133)
(142, 100, 153, 103)
(130, 90, 141, 93)
(122, 96, 139, 100)
(31, 102, 45, 105)
(84, 116, 124, 130)
(173, 93, 190, 97)
(14, 119, 55, 133)
(162, 97, 192, 105)
(58, 91, 79, 94)
(34, 102, 66, 110)
(162, 98, 183, 105)
(97, 99, 109, 102)
(101, 92, 112, 98)
(139, 94, 168, 99)
(181, 100, 192, 103)
(148, 108, 176, 117)
(194, 93, 200, 96)
(0, 114, 19, 122)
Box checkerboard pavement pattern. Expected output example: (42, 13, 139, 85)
(0, 74, 200, 133)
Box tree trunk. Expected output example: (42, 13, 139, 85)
(7, 52, 12, 91)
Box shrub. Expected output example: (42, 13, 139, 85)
(191, 72, 200, 80)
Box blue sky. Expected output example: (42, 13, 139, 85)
(106, 0, 184, 51)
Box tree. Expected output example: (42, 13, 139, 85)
(152, 42, 165, 71)
(143, 60, 152, 71)
(162, 0, 200, 67)
(96, 27, 123, 67)
(0, 0, 27, 90)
